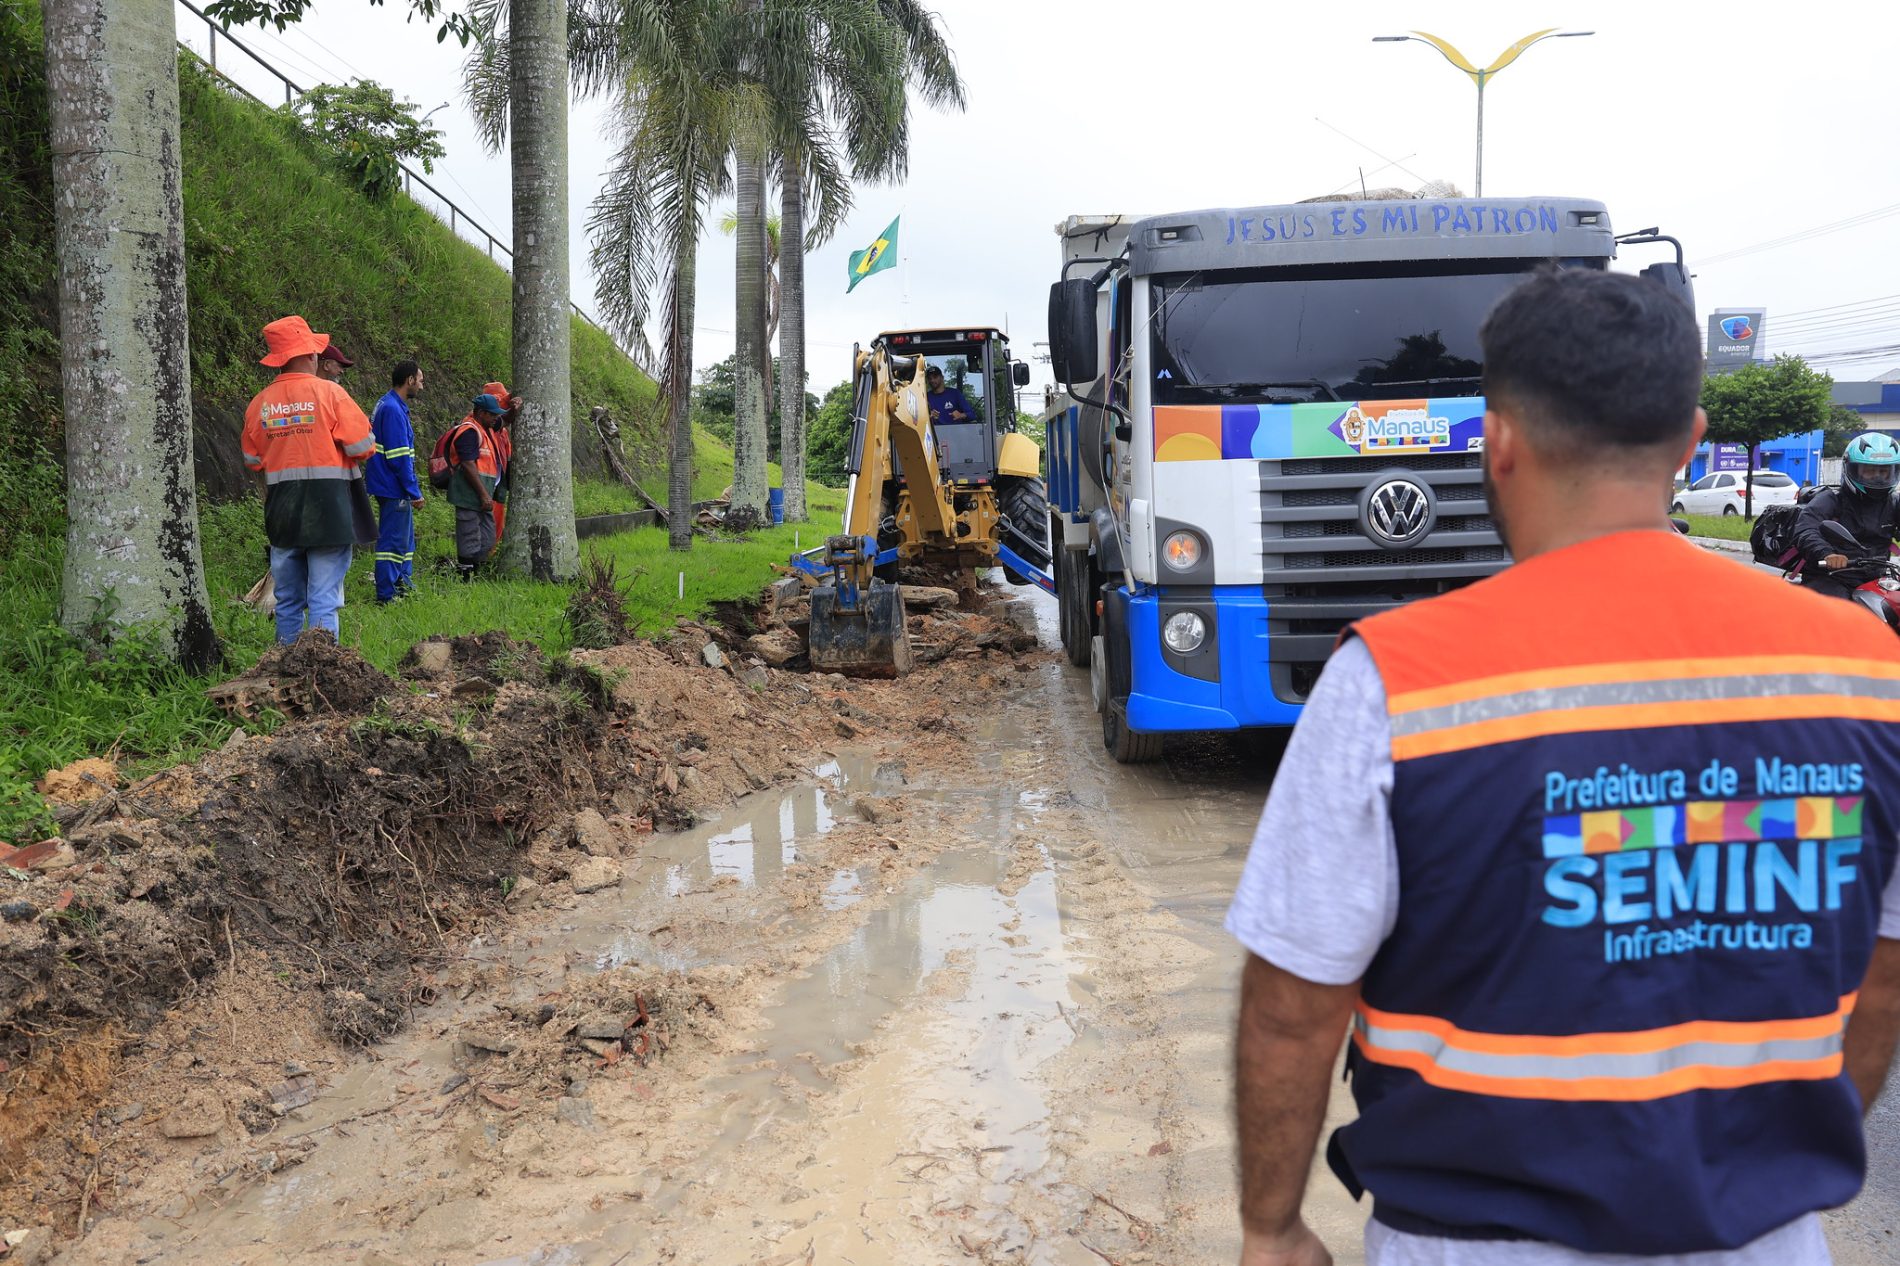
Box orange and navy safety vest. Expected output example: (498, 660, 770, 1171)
(1336, 530, 1900, 1254)
(241, 372, 376, 548)
(443, 416, 502, 513)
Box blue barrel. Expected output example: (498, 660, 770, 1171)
(768, 487, 785, 525)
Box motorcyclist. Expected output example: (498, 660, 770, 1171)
(1793, 432, 1900, 593)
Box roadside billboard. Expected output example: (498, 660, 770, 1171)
(1708, 308, 1767, 369)
(1711, 443, 1754, 471)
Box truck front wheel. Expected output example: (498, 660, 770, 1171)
(1099, 588, 1162, 764)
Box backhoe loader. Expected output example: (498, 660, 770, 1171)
(797, 327, 1051, 677)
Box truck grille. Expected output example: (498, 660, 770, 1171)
(1258, 452, 1508, 703)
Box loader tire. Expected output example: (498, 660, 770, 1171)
(996, 476, 1050, 586)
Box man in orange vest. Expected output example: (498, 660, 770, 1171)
(447, 393, 506, 579)
(480, 381, 515, 543)
(242, 316, 377, 643)
(1228, 269, 1900, 1265)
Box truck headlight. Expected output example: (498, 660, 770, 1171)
(1162, 530, 1204, 571)
(1163, 611, 1207, 654)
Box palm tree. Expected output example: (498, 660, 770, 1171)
(759, 0, 966, 524)
(468, 0, 736, 552)
(719, 208, 780, 411)
(42, 0, 218, 668)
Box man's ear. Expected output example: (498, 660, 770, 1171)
(1484, 405, 1519, 475)
(1680, 407, 1708, 470)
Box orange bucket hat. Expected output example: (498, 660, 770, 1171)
(259, 315, 331, 368)
(481, 381, 514, 410)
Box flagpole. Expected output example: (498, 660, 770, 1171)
(900, 203, 909, 310)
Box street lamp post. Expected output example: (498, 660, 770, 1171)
(1372, 29, 1593, 197)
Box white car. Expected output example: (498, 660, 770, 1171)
(1671, 469, 1799, 517)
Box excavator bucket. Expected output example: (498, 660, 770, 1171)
(808, 582, 913, 678)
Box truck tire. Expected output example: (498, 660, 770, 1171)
(1099, 586, 1162, 764)
(997, 476, 1050, 586)
(1056, 538, 1092, 668)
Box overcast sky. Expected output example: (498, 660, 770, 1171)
(179, 0, 1900, 398)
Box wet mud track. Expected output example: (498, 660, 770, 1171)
(62, 590, 1900, 1264)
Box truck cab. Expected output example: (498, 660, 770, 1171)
(1040, 198, 1690, 760)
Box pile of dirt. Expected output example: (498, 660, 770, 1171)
(1, 572, 1053, 1241)
(250, 631, 397, 715)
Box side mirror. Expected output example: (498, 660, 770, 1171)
(1821, 520, 1860, 552)
(1640, 260, 1694, 314)
(1048, 278, 1099, 385)
(1012, 361, 1031, 388)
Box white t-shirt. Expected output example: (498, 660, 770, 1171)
(1226, 637, 1900, 1266)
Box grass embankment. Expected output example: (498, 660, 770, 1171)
(2, 3, 665, 552)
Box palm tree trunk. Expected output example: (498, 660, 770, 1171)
(667, 233, 697, 552)
(43, 0, 217, 670)
(730, 145, 770, 528)
(778, 162, 808, 523)
(503, 0, 578, 581)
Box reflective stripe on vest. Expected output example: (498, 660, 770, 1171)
(1352, 994, 1854, 1102)
(1389, 655, 1900, 761)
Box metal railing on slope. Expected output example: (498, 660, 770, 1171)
(172, 0, 657, 381)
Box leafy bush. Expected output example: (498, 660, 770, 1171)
(283, 80, 446, 202)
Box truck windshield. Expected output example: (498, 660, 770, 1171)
(1148, 259, 1550, 405)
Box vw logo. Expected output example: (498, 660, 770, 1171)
(1362, 477, 1435, 549)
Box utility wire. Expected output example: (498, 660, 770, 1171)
(1694, 202, 1900, 267)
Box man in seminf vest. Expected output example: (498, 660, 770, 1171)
(1227, 267, 1900, 1266)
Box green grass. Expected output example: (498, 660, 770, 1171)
(1682, 512, 1754, 541)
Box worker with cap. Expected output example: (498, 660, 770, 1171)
(446, 393, 506, 578)
(481, 381, 516, 544)
(365, 360, 425, 603)
(315, 342, 355, 384)
(241, 316, 377, 642)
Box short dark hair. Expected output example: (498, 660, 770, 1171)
(1480, 268, 1702, 460)
(390, 359, 420, 389)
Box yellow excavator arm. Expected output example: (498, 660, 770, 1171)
(843, 347, 955, 542)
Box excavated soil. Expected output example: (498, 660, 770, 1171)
(0, 579, 1052, 1247)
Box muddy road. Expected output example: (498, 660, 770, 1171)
(59, 589, 1900, 1264)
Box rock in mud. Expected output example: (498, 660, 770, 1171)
(744, 630, 804, 668)
(1, 1227, 55, 1266)
(700, 641, 728, 670)
(571, 808, 620, 858)
(574, 1013, 625, 1041)
(506, 877, 542, 909)
(741, 666, 769, 691)
(409, 640, 453, 677)
(902, 586, 960, 611)
(569, 855, 622, 895)
(555, 1097, 597, 1130)
(157, 1089, 225, 1140)
(458, 1030, 518, 1056)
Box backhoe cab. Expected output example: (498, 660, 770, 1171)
(801, 327, 1050, 677)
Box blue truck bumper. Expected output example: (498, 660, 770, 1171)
(1122, 587, 1305, 732)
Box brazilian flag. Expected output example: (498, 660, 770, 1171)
(847, 216, 899, 293)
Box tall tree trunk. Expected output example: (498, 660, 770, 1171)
(502, 0, 577, 581)
(729, 145, 769, 528)
(778, 162, 808, 523)
(43, 0, 216, 670)
(667, 233, 697, 552)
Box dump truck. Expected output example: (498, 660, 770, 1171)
(796, 327, 1052, 675)
(1041, 198, 1691, 761)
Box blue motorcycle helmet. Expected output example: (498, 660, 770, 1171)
(1843, 432, 1900, 496)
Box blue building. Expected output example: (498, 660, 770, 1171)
(1683, 431, 1825, 487)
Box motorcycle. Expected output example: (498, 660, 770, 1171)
(1808, 520, 1900, 632)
